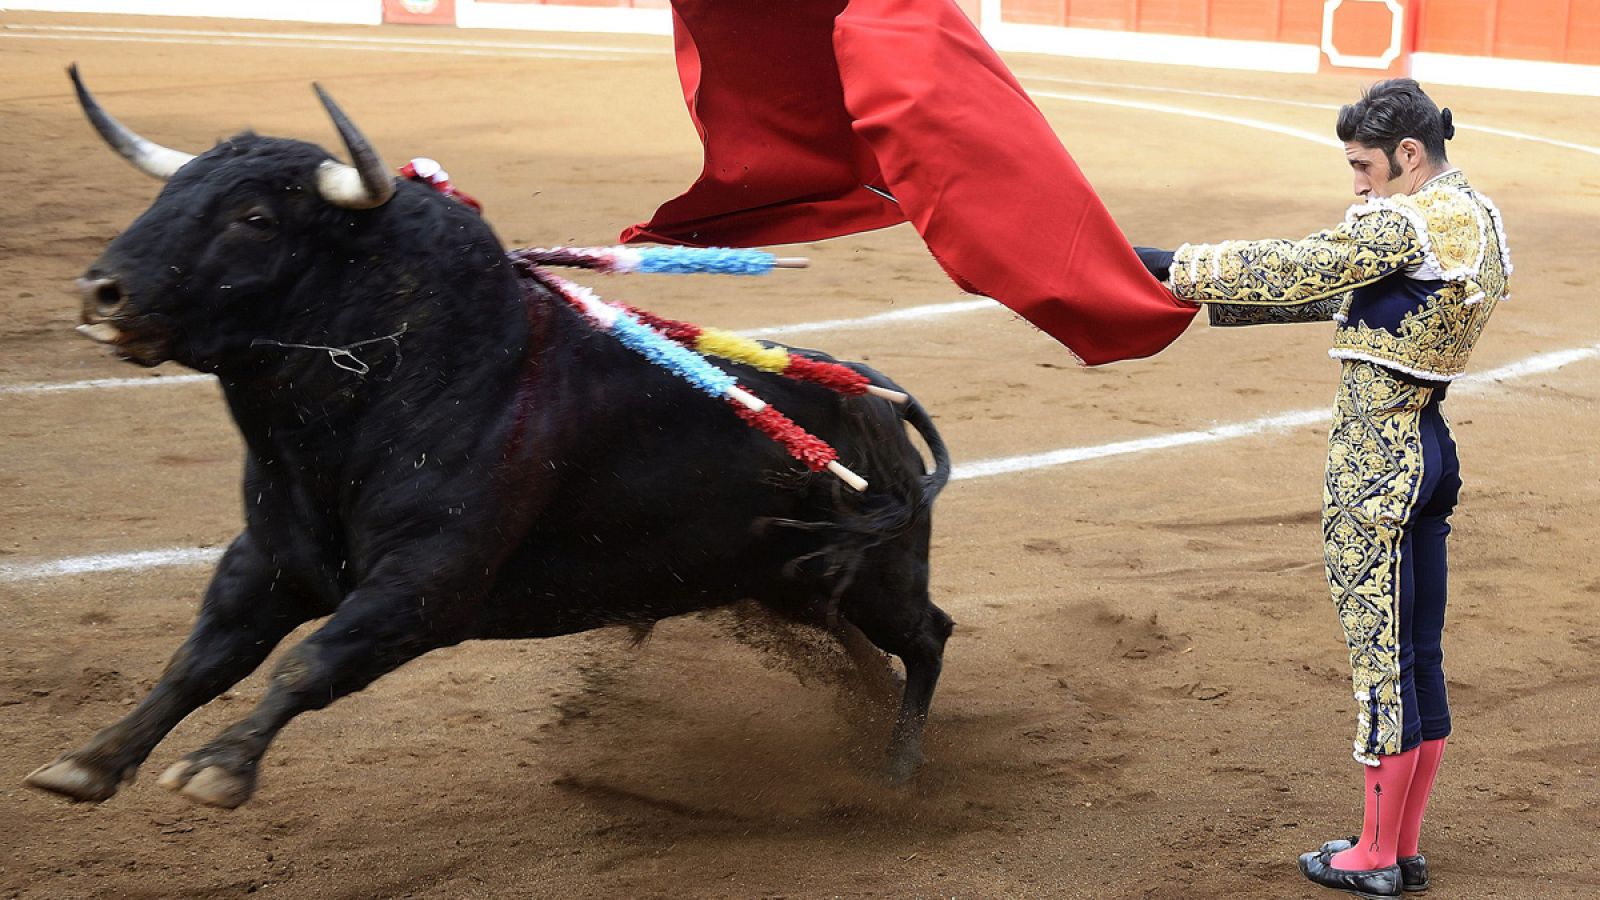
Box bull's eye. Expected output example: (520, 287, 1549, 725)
(231, 208, 279, 239)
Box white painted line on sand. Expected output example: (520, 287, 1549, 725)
(1, 373, 214, 396)
(1451, 123, 1600, 159)
(4, 342, 1596, 584)
(1033, 90, 1341, 148)
(1, 23, 661, 54)
(951, 343, 1600, 482)
(1023, 73, 1341, 111)
(0, 547, 223, 583)
(743, 300, 996, 339)
(951, 407, 1328, 481)
(1460, 344, 1600, 383)
(0, 32, 631, 61)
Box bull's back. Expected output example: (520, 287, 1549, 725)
(474, 322, 931, 637)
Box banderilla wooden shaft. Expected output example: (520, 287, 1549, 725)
(827, 460, 869, 492)
(864, 385, 910, 404)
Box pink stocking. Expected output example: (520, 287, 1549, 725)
(1397, 737, 1447, 858)
(1331, 748, 1420, 870)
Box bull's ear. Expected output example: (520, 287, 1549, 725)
(311, 84, 394, 210)
(69, 63, 196, 180)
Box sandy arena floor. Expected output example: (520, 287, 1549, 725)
(1, 11, 1597, 899)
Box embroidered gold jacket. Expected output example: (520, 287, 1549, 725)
(1169, 171, 1512, 381)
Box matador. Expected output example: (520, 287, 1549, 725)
(1139, 79, 1511, 899)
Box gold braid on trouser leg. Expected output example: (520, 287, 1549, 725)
(1322, 362, 1433, 766)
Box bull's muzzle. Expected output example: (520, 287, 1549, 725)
(72, 276, 169, 366)
(75, 276, 129, 344)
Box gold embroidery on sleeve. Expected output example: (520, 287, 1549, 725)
(1172, 209, 1425, 307)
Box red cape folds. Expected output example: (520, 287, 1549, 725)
(621, 0, 1198, 365)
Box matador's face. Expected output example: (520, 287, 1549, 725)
(1344, 139, 1429, 200)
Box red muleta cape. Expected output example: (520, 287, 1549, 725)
(621, 0, 1198, 366)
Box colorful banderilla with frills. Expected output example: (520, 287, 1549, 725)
(528, 270, 871, 492)
(513, 245, 809, 276)
(507, 247, 909, 406)
(621, 306, 909, 405)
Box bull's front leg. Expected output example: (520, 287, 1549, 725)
(155, 567, 473, 809)
(26, 534, 318, 803)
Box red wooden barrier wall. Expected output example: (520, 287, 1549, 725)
(434, 0, 1599, 70)
(998, 0, 1600, 65)
(1417, 0, 1600, 65)
(1003, 0, 1322, 44)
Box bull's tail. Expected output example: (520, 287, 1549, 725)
(768, 381, 949, 625)
(900, 393, 951, 507)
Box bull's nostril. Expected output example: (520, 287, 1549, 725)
(94, 282, 126, 316)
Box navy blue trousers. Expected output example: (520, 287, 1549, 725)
(1398, 397, 1461, 751)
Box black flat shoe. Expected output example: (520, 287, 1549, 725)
(1297, 847, 1402, 899)
(1397, 855, 1429, 892)
(1317, 838, 1429, 892)
(1318, 836, 1358, 855)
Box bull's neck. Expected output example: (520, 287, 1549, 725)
(219, 257, 535, 466)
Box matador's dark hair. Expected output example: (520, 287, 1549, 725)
(1337, 78, 1453, 170)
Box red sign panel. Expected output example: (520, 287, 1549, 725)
(1320, 0, 1415, 76)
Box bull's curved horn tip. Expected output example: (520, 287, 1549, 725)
(67, 64, 196, 180)
(310, 82, 395, 209)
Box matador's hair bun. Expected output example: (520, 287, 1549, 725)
(1337, 79, 1452, 161)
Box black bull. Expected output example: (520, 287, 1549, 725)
(26, 72, 954, 809)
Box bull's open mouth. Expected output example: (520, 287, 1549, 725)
(75, 322, 122, 344)
(75, 320, 171, 367)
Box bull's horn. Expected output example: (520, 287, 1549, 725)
(312, 84, 394, 210)
(68, 63, 196, 180)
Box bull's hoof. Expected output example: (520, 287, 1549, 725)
(885, 751, 923, 787)
(157, 761, 253, 809)
(24, 756, 124, 803)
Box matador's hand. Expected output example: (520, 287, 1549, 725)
(1134, 246, 1175, 282)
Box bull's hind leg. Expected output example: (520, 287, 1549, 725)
(831, 619, 905, 707)
(155, 579, 468, 809)
(26, 535, 317, 803)
(842, 577, 953, 785)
